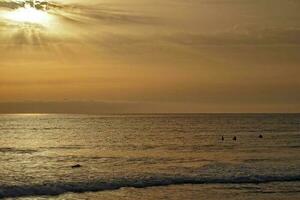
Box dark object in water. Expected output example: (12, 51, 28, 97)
(259, 134, 263, 138)
(221, 136, 224, 141)
(71, 164, 82, 168)
(233, 136, 237, 141)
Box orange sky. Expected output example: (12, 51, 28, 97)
(0, 0, 300, 113)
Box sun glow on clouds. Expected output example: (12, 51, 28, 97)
(5, 7, 51, 24)
(3, 0, 53, 26)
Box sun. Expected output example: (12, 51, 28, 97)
(4, 1, 51, 25)
(5, 7, 50, 24)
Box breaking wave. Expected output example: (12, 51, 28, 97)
(1, 174, 300, 198)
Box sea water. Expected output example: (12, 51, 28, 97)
(0, 114, 299, 199)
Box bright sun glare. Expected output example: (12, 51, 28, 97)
(4, 1, 51, 25)
(6, 8, 49, 24)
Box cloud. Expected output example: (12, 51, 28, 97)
(197, 0, 300, 5)
(165, 28, 300, 47)
(0, 100, 299, 114)
(0, 0, 156, 25)
(0, 0, 158, 47)
(52, 4, 156, 25)
(0, 101, 179, 114)
(0, 1, 22, 9)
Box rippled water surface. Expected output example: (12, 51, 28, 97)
(0, 114, 299, 199)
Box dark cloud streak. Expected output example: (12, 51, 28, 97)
(0, 1, 22, 9)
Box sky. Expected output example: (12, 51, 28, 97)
(0, 0, 300, 113)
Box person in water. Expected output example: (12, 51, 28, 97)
(233, 136, 237, 141)
(71, 164, 82, 168)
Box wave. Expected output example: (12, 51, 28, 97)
(0, 147, 38, 154)
(1, 174, 300, 198)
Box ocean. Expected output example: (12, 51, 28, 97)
(0, 114, 299, 199)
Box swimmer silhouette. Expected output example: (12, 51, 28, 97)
(71, 164, 82, 168)
(221, 136, 224, 141)
(233, 136, 237, 141)
(259, 134, 263, 138)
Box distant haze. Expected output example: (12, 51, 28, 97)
(1, 0, 300, 113)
